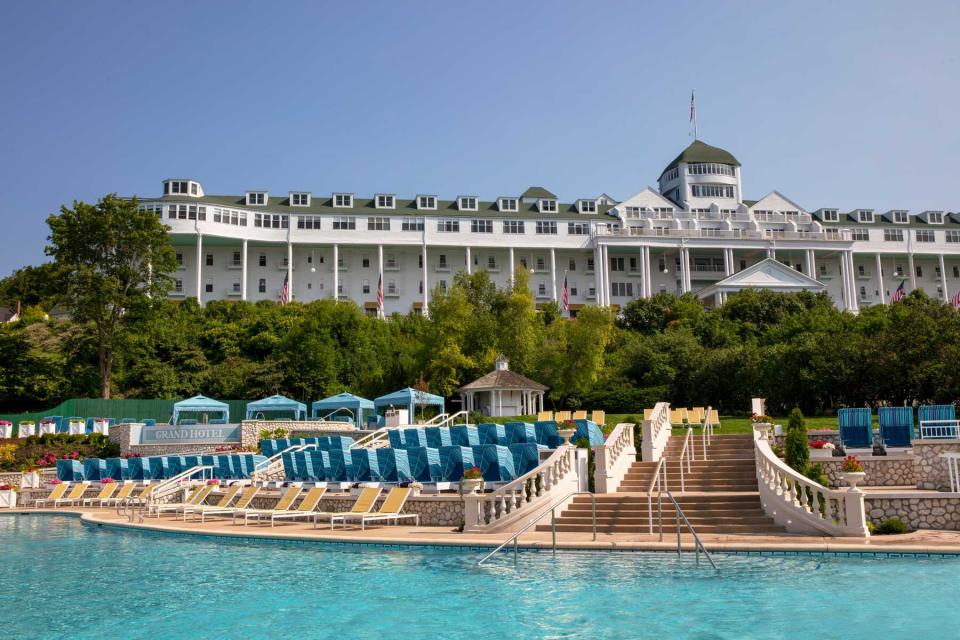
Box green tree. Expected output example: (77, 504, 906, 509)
(784, 407, 809, 472)
(46, 194, 177, 398)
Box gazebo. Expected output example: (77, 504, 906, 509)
(311, 392, 375, 424)
(374, 387, 445, 420)
(457, 355, 547, 417)
(170, 395, 230, 424)
(245, 394, 307, 420)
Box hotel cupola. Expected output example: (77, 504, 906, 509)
(657, 140, 742, 210)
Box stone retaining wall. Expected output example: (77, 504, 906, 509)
(240, 421, 360, 447)
(913, 440, 960, 490)
(814, 455, 918, 488)
(865, 495, 960, 530)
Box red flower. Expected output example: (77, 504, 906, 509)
(809, 440, 828, 449)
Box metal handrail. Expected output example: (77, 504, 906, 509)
(659, 490, 717, 570)
(678, 426, 694, 492)
(149, 465, 215, 502)
(477, 491, 596, 565)
(434, 410, 470, 428)
(318, 406, 355, 423)
(646, 457, 667, 534)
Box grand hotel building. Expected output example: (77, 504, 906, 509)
(145, 140, 959, 315)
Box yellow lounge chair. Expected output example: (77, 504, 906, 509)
(100, 482, 138, 507)
(241, 486, 312, 526)
(124, 483, 154, 507)
(181, 483, 243, 520)
(34, 482, 71, 508)
(707, 409, 720, 426)
(591, 410, 606, 425)
(689, 407, 705, 424)
(669, 409, 684, 423)
(331, 487, 419, 531)
(54, 482, 91, 507)
(197, 484, 260, 523)
(262, 487, 328, 527)
(572, 410, 587, 420)
(314, 486, 382, 529)
(82, 483, 118, 507)
(148, 484, 216, 518)
(643, 408, 653, 420)
(554, 411, 571, 422)
(537, 411, 553, 422)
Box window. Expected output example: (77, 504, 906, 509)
(851, 229, 870, 241)
(376, 194, 395, 209)
(471, 219, 493, 233)
(610, 257, 625, 272)
(661, 167, 679, 182)
(246, 192, 266, 206)
(439, 280, 447, 292)
(487, 255, 498, 270)
(205, 283, 213, 293)
(417, 195, 437, 210)
(205, 254, 213, 266)
(947, 230, 960, 243)
(568, 259, 576, 271)
(690, 184, 734, 198)
(503, 220, 525, 234)
(586, 258, 595, 272)
(629, 257, 638, 273)
(362, 280, 370, 294)
(928, 212, 944, 224)
(438, 254, 448, 269)
(820, 209, 839, 222)
(859, 286, 867, 298)
(578, 200, 596, 214)
(333, 216, 356, 230)
(611, 282, 634, 297)
(540, 199, 558, 213)
(740, 259, 747, 271)
(857, 210, 874, 223)
(437, 219, 460, 233)
(538, 283, 546, 296)
(883, 229, 904, 242)
(499, 198, 518, 212)
(519, 257, 528, 269)
(570, 282, 578, 296)
(334, 194, 353, 208)
(857, 264, 865, 277)
(536, 221, 557, 235)
(174, 279, 183, 293)
(568, 222, 590, 235)
(892, 211, 908, 223)
(954, 266, 960, 278)
(368, 216, 391, 231)
(290, 192, 310, 206)
(916, 230, 935, 243)
(258, 279, 266, 293)
(213, 208, 246, 226)
(297, 215, 321, 229)
(916, 265, 923, 278)
(167, 180, 189, 195)
(257, 254, 266, 267)
(687, 163, 735, 176)
(894, 264, 904, 277)
(459, 197, 477, 211)
(232, 251, 241, 267)
(232, 282, 241, 294)
(535, 257, 545, 271)
(387, 280, 397, 295)
(401, 218, 424, 232)
(362, 257, 370, 268)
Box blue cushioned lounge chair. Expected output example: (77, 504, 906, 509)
(325, 449, 352, 482)
(387, 429, 404, 449)
(56, 459, 84, 482)
(534, 421, 563, 448)
(127, 457, 151, 481)
(878, 407, 913, 447)
(439, 446, 476, 482)
(141, 419, 156, 426)
(149, 457, 171, 480)
(405, 447, 442, 482)
(83, 458, 108, 482)
(425, 427, 453, 448)
(472, 445, 517, 482)
(403, 428, 428, 448)
(282, 451, 298, 480)
(838, 408, 873, 448)
(350, 449, 382, 482)
(303, 450, 326, 482)
(508, 443, 541, 475)
(450, 425, 481, 447)
(375, 448, 399, 483)
(505, 422, 538, 445)
(478, 423, 507, 445)
(105, 457, 130, 481)
(572, 420, 606, 446)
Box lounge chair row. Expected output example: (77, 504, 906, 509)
(536, 410, 605, 424)
(56, 453, 267, 482)
(838, 405, 957, 447)
(259, 435, 356, 458)
(34, 481, 154, 508)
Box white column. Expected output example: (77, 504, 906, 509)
(806, 249, 815, 279)
(846, 251, 859, 312)
(422, 244, 429, 314)
(603, 244, 611, 305)
(333, 244, 339, 301)
(724, 248, 733, 277)
(679, 247, 690, 294)
(908, 237, 917, 290)
(286, 240, 293, 301)
(378, 244, 384, 315)
(641, 246, 650, 298)
(241, 239, 248, 301)
(550, 248, 557, 302)
(195, 233, 203, 304)
(594, 246, 603, 306)
(508, 247, 515, 285)
(940, 254, 949, 301)
(466, 246, 472, 275)
(875, 253, 885, 305)
(839, 250, 850, 310)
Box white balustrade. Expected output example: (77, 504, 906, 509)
(920, 420, 960, 439)
(593, 422, 636, 493)
(462, 446, 579, 533)
(642, 402, 672, 462)
(942, 453, 960, 492)
(754, 426, 869, 537)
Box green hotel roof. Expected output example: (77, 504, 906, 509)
(661, 140, 741, 176)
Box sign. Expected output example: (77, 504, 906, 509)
(140, 424, 241, 445)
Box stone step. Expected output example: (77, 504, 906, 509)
(585, 493, 761, 503)
(539, 523, 784, 534)
(554, 515, 776, 526)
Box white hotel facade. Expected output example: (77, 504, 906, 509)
(145, 140, 960, 315)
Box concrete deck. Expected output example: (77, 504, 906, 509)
(9, 507, 960, 555)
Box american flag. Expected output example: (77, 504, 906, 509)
(890, 280, 905, 304)
(279, 274, 290, 305)
(561, 275, 569, 311)
(951, 289, 960, 310)
(377, 273, 384, 318)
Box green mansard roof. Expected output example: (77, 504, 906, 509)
(661, 140, 741, 176)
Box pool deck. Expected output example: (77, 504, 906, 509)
(11, 506, 960, 555)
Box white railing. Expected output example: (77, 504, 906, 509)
(942, 453, 960, 492)
(349, 427, 392, 449)
(463, 445, 579, 533)
(754, 426, 869, 536)
(596, 227, 849, 242)
(642, 402, 672, 462)
(593, 422, 636, 493)
(420, 413, 449, 426)
(701, 407, 715, 459)
(678, 427, 694, 493)
(150, 465, 215, 504)
(647, 457, 668, 534)
(434, 411, 470, 428)
(920, 420, 960, 439)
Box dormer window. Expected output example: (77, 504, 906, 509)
(458, 196, 478, 211)
(499, 197, 518, 212)
(417, 195, 437, 210)
(928, 211, 944, 224)
(375, 194, 395, 209)
(820, 209, 839, 222)
(892, 210, 909, 224)
(246, 192, 267, 206)
(290, 192, 311, 207)
(164, 179, 203, 196)
(539, 199, 558, 213)
(333, 193, 353, 208)
(578, 200, 597, 214)
(857, 210, 874, 223)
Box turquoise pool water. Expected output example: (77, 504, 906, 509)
(2, 515, 959, 639)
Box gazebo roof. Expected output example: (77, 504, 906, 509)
(312, 392, 375, 410)
(374, 387, 445, 408)
(246, 394, 306, 416)
(458, 369, 547, 393)
(173, 395, 229, 411)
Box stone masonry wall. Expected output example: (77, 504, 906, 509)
(865, 495, 960, 530)
(913, 440, 960, 490)
(815, 455, 917, 488)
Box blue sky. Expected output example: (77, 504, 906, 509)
(0, 1, 958, 276)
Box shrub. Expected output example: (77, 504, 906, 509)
(771, 444, 785, 459)
(575, 436, 596, 493)
(784, 407, 809, 472)
(803, 463, 829, 487)
(873, 517, 909, 535)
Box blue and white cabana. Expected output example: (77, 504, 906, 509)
(311, 392, 375, 424)
(374, 387, 445, 419)
(245, 394, 307, 420)
(170, 395, 230, 425)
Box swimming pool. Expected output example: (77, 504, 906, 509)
(2, 515, 958, 639)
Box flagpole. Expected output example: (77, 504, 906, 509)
(691, 90, 698, 140)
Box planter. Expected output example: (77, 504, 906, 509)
(0, 490, 17, 508)
(753, 423, 773, 439)
(68, 423, 85, 435)
(93, 422, 109, 435)
(810, 448, 834, 460)
(39, 423, 56, 436)
(841, 471, 866, 492)
(460, 478, 483, 494)
(20, 472, 40, 489)
(0, 424, 12, 438)
(557, 428, 576, 443)
(18, 423, 35, 438)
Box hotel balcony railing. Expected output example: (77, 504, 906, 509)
(754, 212, 813, 223)
(595, 227, 849, 242)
